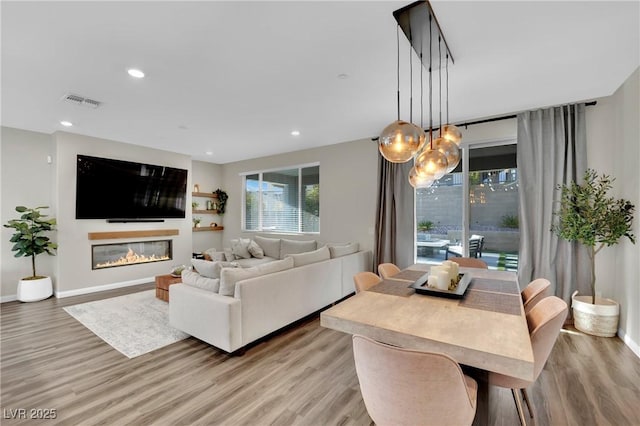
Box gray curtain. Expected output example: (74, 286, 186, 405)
(374, 154, 415, 271)
(517, 104, 591, 302)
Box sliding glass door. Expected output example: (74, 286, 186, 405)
(415, 141, 519, 270)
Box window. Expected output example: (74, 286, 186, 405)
(242, 164, 320, 233)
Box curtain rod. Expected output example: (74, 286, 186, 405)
(371, 100, 597, 141)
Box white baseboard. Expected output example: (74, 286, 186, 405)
(54, 277, 154, 299)
(618, 327, 640, 358)
(0, 295, 17, 303)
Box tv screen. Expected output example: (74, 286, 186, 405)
(76, 155, 188, 220)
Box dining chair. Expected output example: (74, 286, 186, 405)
(449, 257, 488, 269)
(521, 278, 552, 314)
(352, 335, 477, 426)
(377, 263, 401, 279)
(488, 296, 568, 426)
(446, 237, 483, 259)
(353, 272, 382, 293)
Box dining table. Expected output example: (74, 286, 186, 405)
(320, 263, 533, 425)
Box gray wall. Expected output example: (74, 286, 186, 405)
(1, 127, 56, 301)
(220, 138, 378, 254)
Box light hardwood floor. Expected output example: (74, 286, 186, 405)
(1, 284, 639, 425)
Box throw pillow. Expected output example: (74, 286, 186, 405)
(204, 248, 226, 262)
(280, 239, 316, 259)
(254, 236, 280, 259)
(182, 270, 220, 292)
(230, 238, 252, 259)
(286, 246, 330, 267)
(191, 259, 218, 278)
(328, 242, 359, 258)
(248, 240, 264, 258)
(223, 248, 235, 262)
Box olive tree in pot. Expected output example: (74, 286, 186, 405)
(4, 206, 58, 302)
(552, 169, 635, 337)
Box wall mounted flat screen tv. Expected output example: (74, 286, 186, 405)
(76, 155, 188, 220)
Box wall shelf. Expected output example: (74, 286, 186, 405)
(193, 209, 219, 215)
(192, 192, 219, 198)
(88, 229, 180, 240)
(193, 226, 224, 232)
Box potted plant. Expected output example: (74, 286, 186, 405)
(552, 169, 635, 337)
(3, 206, 58, 302)
(214, 189, 228, 214)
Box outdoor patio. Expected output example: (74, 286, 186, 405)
(416, 248, 519, 271)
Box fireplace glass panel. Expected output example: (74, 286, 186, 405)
(92, 240, 172, 270)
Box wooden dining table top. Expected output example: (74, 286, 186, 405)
(320, 264, 534, 382)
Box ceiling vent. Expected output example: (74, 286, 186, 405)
(62, 93, 101, 109)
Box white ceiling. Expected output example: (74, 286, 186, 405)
(2, 1, 638, 164)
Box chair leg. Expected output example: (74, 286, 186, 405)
(521, 388, 534, 418)
(511, 388, 527, 426)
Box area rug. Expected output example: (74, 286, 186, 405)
(63, 290, 188, 359)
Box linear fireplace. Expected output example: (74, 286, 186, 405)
(92, 240, 172, 270)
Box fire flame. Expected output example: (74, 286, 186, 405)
(95, 248, 170, 269)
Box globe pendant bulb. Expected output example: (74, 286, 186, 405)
(442, 124, 463, 145)
(379, 120, 426, 163)
(415, 147, 448, 180)
(433, 137, 461, 173)
(408, 166, 434, 188)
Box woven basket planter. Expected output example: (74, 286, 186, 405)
(571, 291, 619, 337)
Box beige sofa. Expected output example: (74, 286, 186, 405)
(169, 238, 370, 353)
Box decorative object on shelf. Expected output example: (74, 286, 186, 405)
(192, 201, 199, 209)
(213, 189, 228, 214)
(193, 184, 200, 192)
(380, 2, 462, 188)
(210, 222, 218, 227)
(193, 218, 202, 228)
(170, 265, 186, 277)
(3, 206, 57, 302)
(552, 169, 635, 337)
(206, 200, 213, 210)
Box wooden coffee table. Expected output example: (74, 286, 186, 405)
(155, 274, 182, 302)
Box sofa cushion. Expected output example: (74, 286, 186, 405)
(192, 259, 238, 279)
(234, 256, 277, 268)
(248, 240, 264, 258)
(254, 236, 280, 259)
(286, 245, 330, 267)
(230, 238, 252, 259)
(280, 239, 316, 259)
(328, 242, 360, 258)
(219, 257, 294, 297)
(223, 248, 235, 262)
(182, 270, 220, 292)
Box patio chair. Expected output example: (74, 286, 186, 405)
(446, 237, 483, 259)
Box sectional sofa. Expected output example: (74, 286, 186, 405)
(169, 236, 371, 353)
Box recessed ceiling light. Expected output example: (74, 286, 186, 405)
(60, 121, 73, 127)
(205, 151, 213, 156)
(337, 73, 349, 79)
(291, 130, 300, 136)
(127, 68, 145, 78)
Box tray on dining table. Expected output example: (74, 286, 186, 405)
(409, 272, 472, 299)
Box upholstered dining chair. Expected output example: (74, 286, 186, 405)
(353, 272, 382, 293)
(521, 278, 552, 314)
(352, 335, 477, 426)
(449, 257, 488, 269)
(488, 296, 568, 426)
(377, 263, 401, 279)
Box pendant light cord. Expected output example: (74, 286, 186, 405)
(420, 48, 423, 129)
(409, 27, 413, 123)
(446, 52, 450, 124)
(428, 14, 433, 149)
(438, 36, 442, 136)
(396, 25, 400, 121)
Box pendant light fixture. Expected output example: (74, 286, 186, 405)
(379, 26, 425, 163)
(432, 36, 461, 173)
(441, 52, 462, 145)
(413, 13, 448, 183)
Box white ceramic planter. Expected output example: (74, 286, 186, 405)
(17, 276, 53, 302)
(571, 291, 619, 337)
